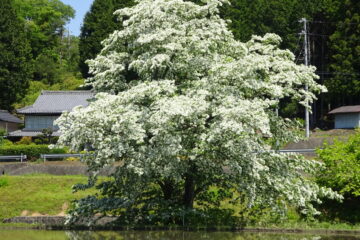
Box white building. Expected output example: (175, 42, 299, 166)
(328, 105, 360, 129)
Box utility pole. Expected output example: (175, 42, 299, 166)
(300, 18, 310, 138)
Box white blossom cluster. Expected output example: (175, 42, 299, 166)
(56, 0, 340, 219)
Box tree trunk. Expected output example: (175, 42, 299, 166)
(183, 173, 195, 209)
(159, 179, 174, 200)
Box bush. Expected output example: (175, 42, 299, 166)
(316, 129, 360, 222)
(16, 137, 33, 145)
(2, 139, 14, 146)
(65, 157, 80, 161)
(0, 144, 67, 161)
(317, 130, 360, 196)
(0, 178, 9, 188)
(0, 128, 6, 146)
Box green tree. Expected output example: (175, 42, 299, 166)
(325, 0, 360, 106)
(79, 0, 135, 78)
(59, 33, 81, 73)
(0, 0, 32, 110)
(317, 129, 360, 222)
(13, 0, 75, 58)
(13, 0, 75, 84)
(220, 0, 319, 50)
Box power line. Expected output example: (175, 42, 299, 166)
(316, 71, 360, 76)
(293, 34, 304, 64)
(321, 77, 360, 81)
(307, 33, 358, 41)
(308, 33, 330, 37)
(309, 20, 359, 25)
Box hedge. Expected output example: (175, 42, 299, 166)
(0, 144, 67, 160)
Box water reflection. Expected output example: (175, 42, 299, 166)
(65, 231, 360, 240)
(1, 230, 360, 240)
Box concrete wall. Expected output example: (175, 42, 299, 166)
(334, 113, 360, 129)
(3, 216, 117, 227)
(0, 163, 115, 176)
(0, 121, 20, 132)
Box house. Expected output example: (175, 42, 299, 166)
(0, 110, 23, 132)
(328, 105, 360, 129)
(9, 91, 94, 137)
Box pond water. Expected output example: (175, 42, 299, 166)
(0, 230, 360, 240)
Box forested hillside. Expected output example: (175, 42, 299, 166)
(0, 0, 83, 110)
(0, 0, 359, 129)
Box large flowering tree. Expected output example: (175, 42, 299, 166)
(56, 0, 340, 225)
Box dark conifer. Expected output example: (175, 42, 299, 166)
(0, 0, 32, 110)
(79, 0, 135, 78)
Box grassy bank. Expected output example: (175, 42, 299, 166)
(2, 175, 360, 232)
(0, 175, 94, 220)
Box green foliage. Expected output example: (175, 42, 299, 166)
(0, 0, 33, 110)
(218, 0, 319, 50)
(33, 50, 62, 84)
(11, 0, 80, 87)
(13, 76, 83, 109)
(79, 0, 135, 78)
(0, 178, 9, 188)
(317, 130, 360, 196)
(60, 36, 82, 73)
(325, 0, 360, 105)
(13, 0, 75, 59)
(0, 128, 6, 146)
(0, 144, 66, 160)
(16, 137, 33, 145)
(316, 129, 360, 222)
(12, 81, 48, 109)
(34, 128, 58, 144)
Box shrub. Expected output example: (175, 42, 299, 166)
(0, 144, 67, 161)
(0, 128, 6, 146)
(65, 157, 80, 161)
(316, 129, 360, 222)
(16, 136, 33, 145)
(0, 178, 9, 188)
(2, 139, 14, 146)
(317, 130, 360, 196)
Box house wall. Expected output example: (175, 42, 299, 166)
(334, 113, 360, 129)
(0, 121, 20, 132)
(24, 115, 60, 131)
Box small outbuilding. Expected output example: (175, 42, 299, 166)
(328, 105, 360, 129)
(0, 110, 23, 132)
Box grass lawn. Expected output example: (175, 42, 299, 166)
(0, 175, 96, 220)
(2, 174, 360, 232)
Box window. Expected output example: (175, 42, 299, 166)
(25, 115, 59, 130)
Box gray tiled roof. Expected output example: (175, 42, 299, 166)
(17, 91, 94, 114)
(8, 130, 60, 137)
(328, 105, 360, 114)
(0, 110, 23, 123)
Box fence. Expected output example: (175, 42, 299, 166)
(0, 154, 27, 162)
(40, 153, 84, 162)
(0, 149, 319, 163)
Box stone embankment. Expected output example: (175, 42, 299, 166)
(3, 216, 117, 229)
(0, 162, 115, 176)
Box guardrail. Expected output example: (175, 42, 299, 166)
(40, 153, 84, 162)
(0, 149, 319, 163)
(0, 154, 27, 162)
(278, 149, 317, 153)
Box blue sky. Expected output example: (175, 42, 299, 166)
(61, 0, 94, 36)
